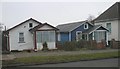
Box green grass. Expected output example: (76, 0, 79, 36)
(3, 51, 120, 66)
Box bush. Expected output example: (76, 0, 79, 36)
(56, 40, 106, 51)
(42, 42, 49, 51)
(77, 40, 88, 48)
(56, 41, 64, 50)
(110, 39, 120, 49)
(62, 41, 77, 51)
(77, 40, 97, 49)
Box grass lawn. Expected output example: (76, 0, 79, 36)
(3, 51, 120, 66)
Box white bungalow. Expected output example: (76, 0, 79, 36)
(5, 18, 58, 51)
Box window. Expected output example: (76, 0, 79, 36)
(29, 23, 33, 28)
(76, 31, 82, 41)
(106, 23, 111, 33)
(58, 33, 61, 41)
(36, 31, 55, 43)
(82, 34, 87, 40)
(84, 24, 88, 29)
(94, 31, 106, 42)
(19, 32, 25, 43)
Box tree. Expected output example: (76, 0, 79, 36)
(42, 42, 49, 51)
(87, 14, 95, 23)
(0, 23, 3, 32)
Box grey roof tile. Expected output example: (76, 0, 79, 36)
(95, 2, 120, 22)
(83, 25, 108, 34)
(56, 21, 86, 32)
(83, 25, 100, 34)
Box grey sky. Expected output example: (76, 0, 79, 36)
(1, 0, 119, 29)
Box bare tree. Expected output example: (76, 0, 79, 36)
(0, 23, 4, 32)
(87, 14, 95, 23)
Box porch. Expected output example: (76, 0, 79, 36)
(77, 25, 109, 45)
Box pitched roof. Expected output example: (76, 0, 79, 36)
(56, 21, 87, 32)
(83, 25, 109, 34)
(29, 23, 59, 32)
(7, 18, 42, 31)
(94, 2, 120, 22)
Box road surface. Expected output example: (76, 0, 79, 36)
(26, 58, 119, 67)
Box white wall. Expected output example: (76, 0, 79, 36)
(38, 25, 53, 30)
(95, 20, 119, 41)
(9, 20, 39, 51)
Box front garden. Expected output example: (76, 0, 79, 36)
(2, 50, 119, 67)
(2, 39, 119, 67)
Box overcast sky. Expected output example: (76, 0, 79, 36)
(1, 0, 120, 29)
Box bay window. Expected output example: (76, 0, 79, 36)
(36, 31, 55, 43)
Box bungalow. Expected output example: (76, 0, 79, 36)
(94, 2, 120, 41)
(57, 21, 109, 44)
(4, 18, 58, 51)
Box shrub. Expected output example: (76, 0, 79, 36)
(77, 40, 97, 49)
(96, 40, 106, 49)
(56, 40, 107, 51)
(42, 42, 49, 51)
(62, 41, 77, 51)
(87, 40, 97, 49)
(56, 42, 63, 50)
(77, 40, 85, 48)
(110, 39, 120, 49)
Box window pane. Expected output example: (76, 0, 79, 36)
(49, 31, 55, 42)
(36, 32, 41, 43)
(85, 25, 87, 28)
(36, 31, 55, 43)
(29, 23, 33, 27)
(84, 24, 88, 29)
(42, 31, 49, 42)
(19, 32, 24, 42)
(106, 23, 111, 33)
(76, 31, 82, 41)
(94, 31, 105, 42)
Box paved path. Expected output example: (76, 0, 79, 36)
(26, 58, 119, 67)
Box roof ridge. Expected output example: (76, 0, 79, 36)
(94, 2, 119, 21)
(57, 20, 86, 26)
(7, 18, 42, 31)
